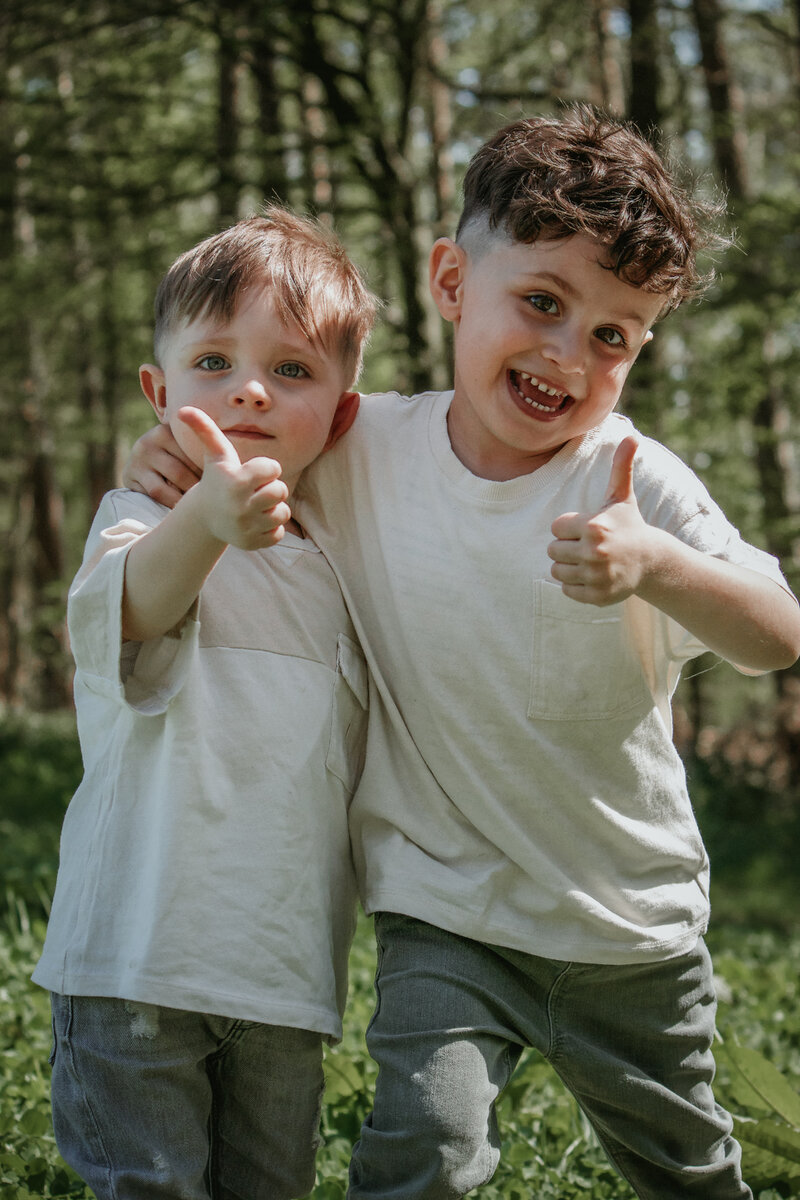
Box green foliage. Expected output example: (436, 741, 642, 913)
(0, 713, 81, 922)
(0, 908, 91, 1198)
(3, 714, 800, 1197)
(3, 910, 800, 1198)
(687, 752, 800, 930)
(715, 1039, 800, 1193)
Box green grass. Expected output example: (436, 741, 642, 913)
(2, 713, 799, 1197)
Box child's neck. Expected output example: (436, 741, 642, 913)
(446, 408, 565, 481)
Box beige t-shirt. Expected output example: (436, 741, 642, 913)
(34, 490, 367, 1040)
(298, 391, 792, 964)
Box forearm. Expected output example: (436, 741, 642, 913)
(122, 486, 226, 642)
(638, 528, 800, 671)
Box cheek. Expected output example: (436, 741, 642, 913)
(297, 402, 334, 442)
(599, 360, 631, 393)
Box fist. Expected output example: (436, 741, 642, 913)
(178, 407, 291, 550)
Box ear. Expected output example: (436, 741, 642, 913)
(322, 391, 360, 452)
(429, 237, 467, 322)
(139, 364, 168, 422)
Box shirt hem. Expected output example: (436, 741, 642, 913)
(362, 888, 709, 966)
(31, 967, 343, 1042)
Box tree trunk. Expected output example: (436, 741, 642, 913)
(627, 0, 662, 139)
(215, 8, 243, 227)
(248, 27, 290, 204)
(690, 0, 749, 202)
(301, 73, 333, 217)
(25, 419, 71, 710)
(0, 39, 22, 704)
(425, 0, 456, 239)
(288, 0, 432, 392)
(690, 0, 799, 769)
(591, 0, 626, 114)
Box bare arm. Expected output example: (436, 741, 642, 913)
(122, 409, 290, 642)
(548, 437, 800, 672)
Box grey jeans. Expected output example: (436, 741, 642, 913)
(348, 912, 751, 1200)
(49, 993, 325, 1200)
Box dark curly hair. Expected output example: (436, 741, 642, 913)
(456, 104, 726, 312)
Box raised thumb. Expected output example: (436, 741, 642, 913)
(177, 406, 241, 466)
(603, 435, 638, 507)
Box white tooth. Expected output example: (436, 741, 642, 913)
(519, 371, 531, 381)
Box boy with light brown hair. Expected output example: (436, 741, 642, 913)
(34, 206, 377, 1200)
(125, 109, 800, 1197)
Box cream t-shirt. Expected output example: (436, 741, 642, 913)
(298, 390, 792, 964)
(34, 490, 367, 1039)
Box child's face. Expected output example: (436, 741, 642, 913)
(431, 231, 666, 480)
(139, 287, 355, 495)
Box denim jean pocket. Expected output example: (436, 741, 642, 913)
(48, 992, 68, 1066)
(48, 1013, 57, 1067)
(528, 579, 652, 721)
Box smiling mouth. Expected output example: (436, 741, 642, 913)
(509, 370, 574, 417)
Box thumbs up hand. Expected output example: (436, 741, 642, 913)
(177, 407, 291, 551)
(547, 436, 652, 606)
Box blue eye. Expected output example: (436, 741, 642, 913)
(528, 293, 559, 315)
(197, 354, 229, 371)
(276, 362, 307, 379)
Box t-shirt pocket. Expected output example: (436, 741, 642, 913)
(528, 579, 652, 722)
(326, 633, 369, 792)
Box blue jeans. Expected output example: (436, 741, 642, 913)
(49, 994, 325, 1199)
(348, 913, 751, 1200)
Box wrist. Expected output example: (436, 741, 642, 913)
(632, 526, 678, 603)
(179, 476, 230, 550)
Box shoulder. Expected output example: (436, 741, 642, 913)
(303, 390, 447, 492)
(92, 488, 170, 529)
(354, 389, 448, 433)
(593, 415, 716, 526)
(80, 489, 170, 563)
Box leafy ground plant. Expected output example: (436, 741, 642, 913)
(2, 713, 799, 1197)
(3, 909, 800, 1198)
(716, 1038, 800, 1193)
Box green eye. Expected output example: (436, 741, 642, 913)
(276, 362, 307, 379)
(197, 354, 229, 371)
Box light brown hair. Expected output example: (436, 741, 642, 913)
(153, 205, 378, 382)
(457, 104, 725, 311)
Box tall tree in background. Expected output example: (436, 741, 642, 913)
(0, 0, 796, 744)
(688, 0, 799, 770)
(628, 0, 663, 138)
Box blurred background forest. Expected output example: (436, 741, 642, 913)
(0, 0, 799, 906)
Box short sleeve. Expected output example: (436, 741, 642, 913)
(67, 491, 200, 714)
(632, 438, 795, 670)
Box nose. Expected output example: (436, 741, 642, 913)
(230, 375, 271, 409)
(540, 323, 586, 375)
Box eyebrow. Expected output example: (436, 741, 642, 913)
(183, 334, 320, 360)
(522, 271, 652, 329)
